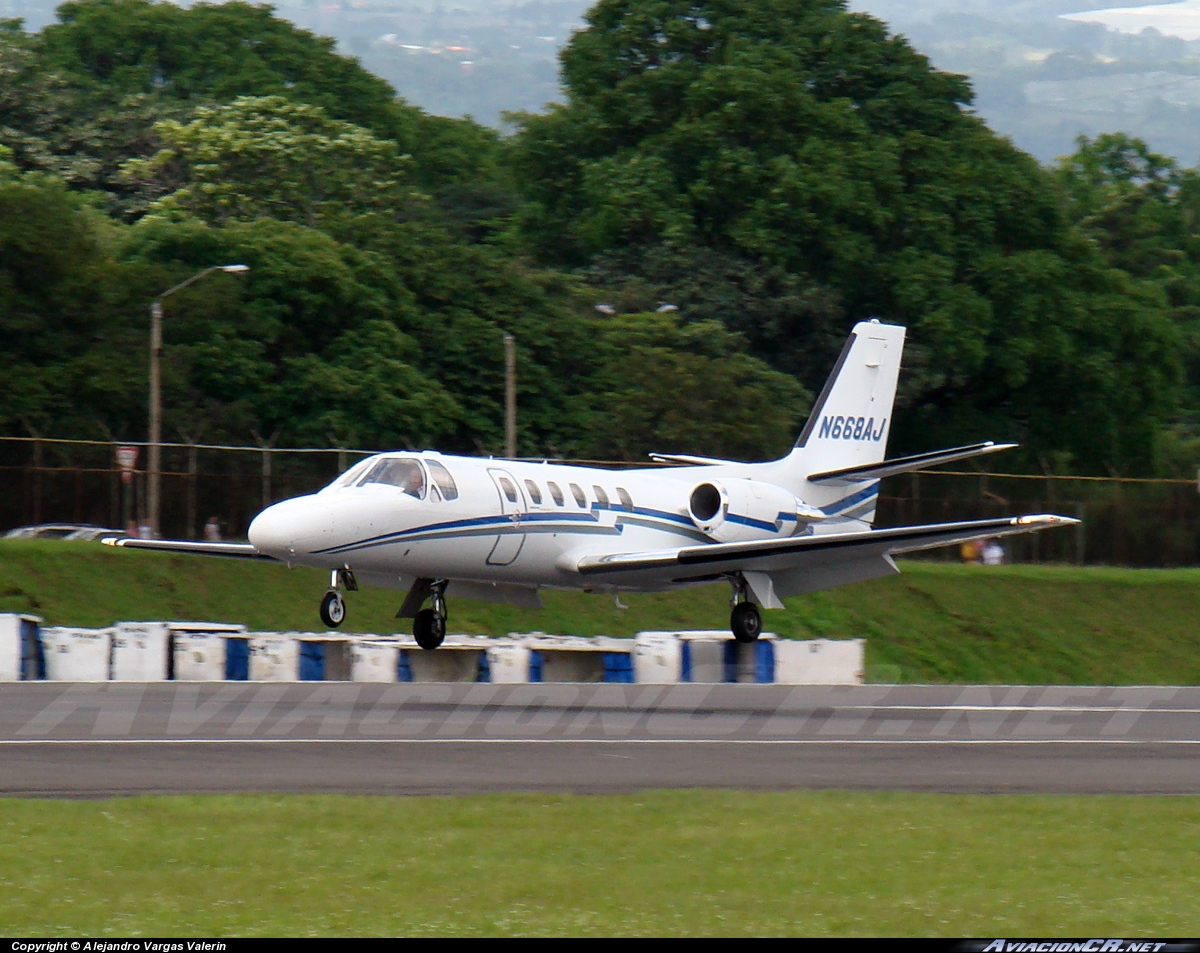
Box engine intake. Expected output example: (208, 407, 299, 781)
(687, 479, 823, 543)
(689, 483, 723, 523)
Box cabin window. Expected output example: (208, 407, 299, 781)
(357, 458, 426, 499)
(499, 476, 519, 503)
(547, 481, 565, 506)
(425, 459, 459, 501)
(593, 486, 610, 507)
(524, 479, 543, 505)
(569, 483, 586, 507)
(617, 487, 634, 511)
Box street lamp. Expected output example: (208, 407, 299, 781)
(148, 264, 249, 538)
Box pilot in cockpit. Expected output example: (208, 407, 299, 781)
(402, 466, 425, 499)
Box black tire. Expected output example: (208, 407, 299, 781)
(319, 590, 346, 628)
(413, 607, 446, 650)
(730, 601, 762, 643)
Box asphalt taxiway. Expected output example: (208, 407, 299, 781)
(1, 683, 1197, 796)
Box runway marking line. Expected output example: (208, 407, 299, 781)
(2, 738, 1200, 746)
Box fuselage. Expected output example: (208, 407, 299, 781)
(246, 451, 880, 593)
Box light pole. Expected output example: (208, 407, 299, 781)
(504, 332, 516, 459)
(148, 264, 249, 538)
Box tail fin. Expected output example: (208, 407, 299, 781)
(774, 319, 905, 526)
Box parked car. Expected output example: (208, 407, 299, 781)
(3, 523, 127, 540)
(63, 526, 130, 541)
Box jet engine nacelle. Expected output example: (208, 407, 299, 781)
(687, 479, 825, 543)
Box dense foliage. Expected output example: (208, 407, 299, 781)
(510, 0, 1187, 473)
(2, 0, 1198, 475)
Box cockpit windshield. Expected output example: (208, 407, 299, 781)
(357, 457, 427, 498)
(334, 457, 375, 488)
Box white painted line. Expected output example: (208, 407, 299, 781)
(835, 705, 1200, 714)
(1, 737, 1199, 745)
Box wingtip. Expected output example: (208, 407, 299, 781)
(1012, 514, 1080, 527)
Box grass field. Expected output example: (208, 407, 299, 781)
(0, 791, 1196, 936)
(3, 540, 1200, 684)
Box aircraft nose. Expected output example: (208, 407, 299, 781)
(248, 499, 306, 556)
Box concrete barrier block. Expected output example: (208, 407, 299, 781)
(249, 635, 300, 681)
(112, 622, 170, 680)
(487, 643, 532, 683)
(0, 613, 43, 681)
(41, 627, 111, 681)
(351, 640, 400, 682)
(172, 631, 229, 681)
(774, 638, 864, 684)
(633, 632, 683, 683)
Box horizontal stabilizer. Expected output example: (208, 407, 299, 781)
(102, 537, 274, 560)
(806, 442, 1017, 485)
(649, 453, 741, 467)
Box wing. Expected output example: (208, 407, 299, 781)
(102, 537, 276, 561)
(572, 515, 1077, 597)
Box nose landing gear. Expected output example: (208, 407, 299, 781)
(319, 569, 357, 629)
(319, 590, 345, 628)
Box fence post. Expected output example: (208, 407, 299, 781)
(187, 443, 198, 540)
(108, 442, 119, 530)
(1075, 502, 1086, 566)
(262, 447, 271, 511)
(251, 430, 278, 513)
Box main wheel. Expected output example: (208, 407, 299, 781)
(319, 590, 346, 628)
(413, 607, 446, 650)
(730, 601, 762, 643)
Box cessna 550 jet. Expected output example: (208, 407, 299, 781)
(107, 320, 1077, 649)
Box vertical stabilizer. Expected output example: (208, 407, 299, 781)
(776, 320, 905, 527)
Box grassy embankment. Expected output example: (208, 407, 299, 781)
(0, 791, 1196, 935)
(2, 540, 1199, 683)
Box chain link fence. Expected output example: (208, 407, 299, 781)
(2, 436, 1197, 566)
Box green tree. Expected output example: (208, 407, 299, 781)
(125, 95, 414, 228)
(510, 0, 1182, 473)
(1057, 134, 1200, 467)
(580, 311, 811, 460)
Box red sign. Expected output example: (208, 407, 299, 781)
(116, 446, 139, 485)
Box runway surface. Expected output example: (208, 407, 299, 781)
(1, 682, 1198, 796)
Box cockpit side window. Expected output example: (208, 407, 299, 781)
(357, 458, 427, 498)
(425, 459, 459, 501)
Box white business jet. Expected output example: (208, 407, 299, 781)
(106, 320, 1077, 649)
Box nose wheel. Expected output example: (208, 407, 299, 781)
(319, 590, 346, 628)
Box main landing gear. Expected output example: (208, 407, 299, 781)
(729, 574, 763, 644)
(319, 569, 358, 629)
(412, 581, 447, 651)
